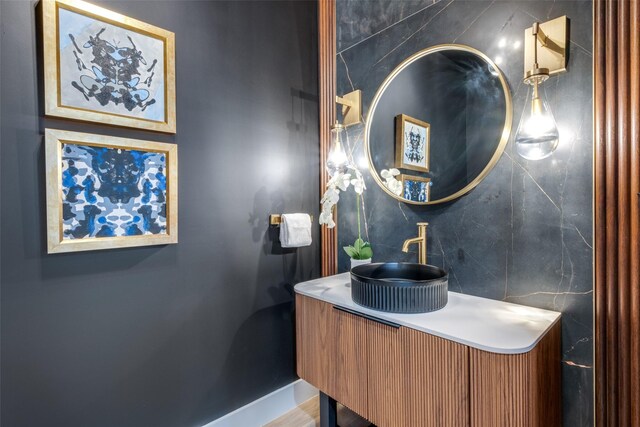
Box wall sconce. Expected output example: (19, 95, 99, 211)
(326, 90, 362, 176)
(515, 16, 568, 160)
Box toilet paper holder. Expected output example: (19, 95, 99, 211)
(269, 214, 313, 226)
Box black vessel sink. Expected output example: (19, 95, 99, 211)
(350, 262, 448, 313)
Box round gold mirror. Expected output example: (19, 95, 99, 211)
(365, 44, 512, 205)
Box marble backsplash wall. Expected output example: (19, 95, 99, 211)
(335, 1, 593, 425)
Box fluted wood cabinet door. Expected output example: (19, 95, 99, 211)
(295, 294, 369, 418)
(405, 328, 470, 427)
(366, 322, 409, 426)
(470, 322, 561, 427)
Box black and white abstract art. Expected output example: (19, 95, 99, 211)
(43, 0, 176, 132)
(58, 8, 165, 122)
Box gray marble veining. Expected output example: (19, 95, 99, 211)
(335, 1, 593, 425)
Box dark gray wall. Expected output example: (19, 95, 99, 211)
(336, 1, 593, 425)
(0, 1, 319, 426)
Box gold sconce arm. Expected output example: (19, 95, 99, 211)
(535, 24, 548, 47)
(534, 24, 565, 56)
(335, 89, 362, 127)
(524, 16, 568, 78)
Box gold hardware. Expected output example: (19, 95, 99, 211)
(270, 214, 283, 225)
(524, 16, 568, 78)
(269, 214, 313, 226)
(364, 44, 512, 205)
(402, 222, 429, 265)
(335, 89, 362, 127)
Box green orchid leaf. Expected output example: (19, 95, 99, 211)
(359, 246, 373, 259)
(354, 238, 365, 251)
(343, 246, 358, 258)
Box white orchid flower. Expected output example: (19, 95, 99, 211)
(351, 176, 365, 194)
(321, 187, 339, 205)
(380, 168, 402, 195)
(328, 172, 351, 190)
(337, 174, 351, 191)
(381, 168, 399, 179)
(387, 179, 403, 196)
(319, 161, 368, 228)
(319, 210, 335, 228)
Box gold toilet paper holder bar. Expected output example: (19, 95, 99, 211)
(269, 214, 313, 226)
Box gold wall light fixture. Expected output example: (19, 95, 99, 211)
(515, 16, 569, 160)
(335, 89, 362, 127)
(327, 90, 362, 176)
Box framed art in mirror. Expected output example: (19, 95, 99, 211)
(399, 174, 431, 203)
(45, 129, 178, 253)
(395, 114, 430, 172)
(42, 0, 176, 133)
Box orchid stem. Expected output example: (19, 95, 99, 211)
(357, 193, 361, 242)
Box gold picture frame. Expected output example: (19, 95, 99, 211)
(399, 174, 431, 203)
(45, 129, 178, 253)
(395, 114, 430, 172)
(42, 0, 176, 133)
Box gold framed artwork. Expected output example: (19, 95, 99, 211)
(399, 174, 431, 203)
(395, 114, 430, 172)
(45, 129, 178, 253)
(42, 0, 176, 133)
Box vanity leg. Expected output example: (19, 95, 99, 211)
(319, 391, 338, 427)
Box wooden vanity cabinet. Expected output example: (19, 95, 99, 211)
(296, 295, 470, 426)
(295, 294, 561, 427)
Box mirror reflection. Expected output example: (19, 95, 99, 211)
(365, 45, 512, 204)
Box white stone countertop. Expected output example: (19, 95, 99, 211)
(294, 273, 561, 354)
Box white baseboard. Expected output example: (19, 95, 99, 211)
(201, 379, 318, 427)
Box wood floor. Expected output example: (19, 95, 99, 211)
(264, 396, 372, 427)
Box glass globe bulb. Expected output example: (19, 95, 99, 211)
(515, 80, 559, 160)
(327, 122, 348, 176)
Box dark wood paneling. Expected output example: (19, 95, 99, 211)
(630, 1, 640, 424)
(470, 322, 561, 427)
(318, 0, 337, 276)
(594, 1, 640, 425)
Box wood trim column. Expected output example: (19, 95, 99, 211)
(594, 1, 640, 425)
(318, 0, 337, 276)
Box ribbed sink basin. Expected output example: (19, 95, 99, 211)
(350, 262, 448, 313)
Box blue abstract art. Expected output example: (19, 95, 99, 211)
(403, 177, 430, 203)
(61, 143, 167, 239)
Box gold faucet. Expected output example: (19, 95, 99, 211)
(402, 222, 429, 265)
